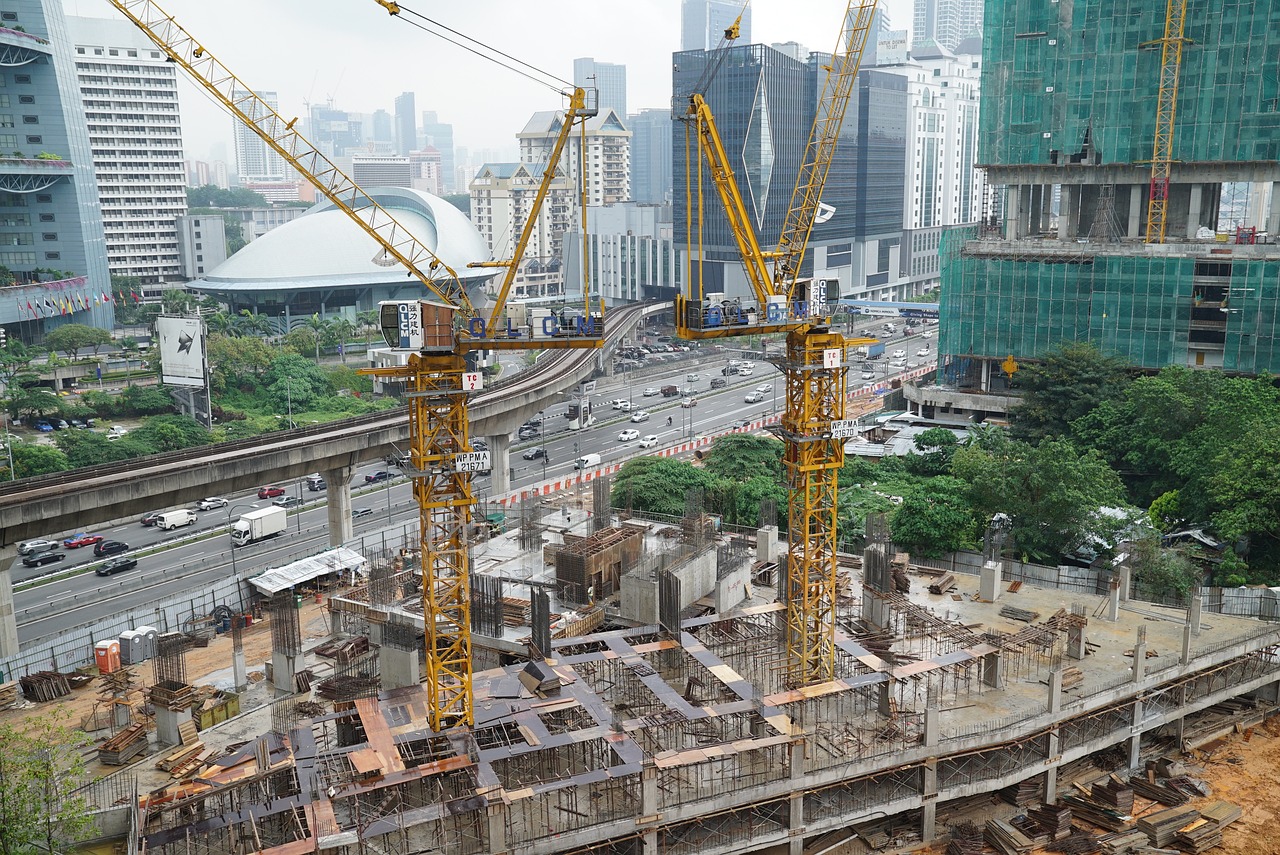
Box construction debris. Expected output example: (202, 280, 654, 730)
(98, 722, 149, 766)
(1000, 605, 1040, 623)
(1062, 795, 1132, 832)
(0, 680, 18, 710)
(928, 572, 957, 595)
(1027, 803, 1073, 839)
(985, 818, 1035, 855)
(1091, 776, 1136, 814)
(1000, 777, 1042, 806)
(1136, 806, 1201, 848)
(19, 671, 71, 702)
(1127, 774, 1190, 806)
(947, 821, 984, 855)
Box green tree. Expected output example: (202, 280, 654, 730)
(1205, 418, 1280, 581)
(4, 375, 61, 420)
(1009, 341, 1131, 444)
(325, 317, 356, 363)
(206, 333, 275, 390)
(890, 477, 978, 557)
(118, 383, 175, 416)
(185, 184, 269, 208)
(0, 713, 95, 854)
(0, 339, 33, 387)
(303, 314, 328, 361)
(263, 353, 332, 413)
(235, 309, 275, 340)
(130, 414, 211, 452)
(702, 433, 783, 482)
(160, 288, 198, 315)
(54, 430, 138, 468)
(1, 442, 69, 479)
(282, 326, 318, 360)
(1129, 535, 1203, 603)
(951, 428, 1126, 561)
(611, 457, 717, 518)
(43, 323, 111, 360)
(903, 426, 960, 476)
(357, 309, 380, 348)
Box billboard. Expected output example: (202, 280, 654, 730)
(157, 316, 207, 388)
(878, 29, 909, 64)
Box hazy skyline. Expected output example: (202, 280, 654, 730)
(63, 0, 912, 169)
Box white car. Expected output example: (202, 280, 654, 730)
(638, 434, 659, 449)
(630, 411, 650, 423)
(686, 373, 701, 382)
(861, 371, 876, 380)
(618, 428, 640, 442)
(195, 497, 228, 511)
(921, 330, 934, 338)
(609, 399, 628, 410)
(745, 391, 763, 403)
(738, 368, 754, 377)
(616, 400, 633, 412)
(755, 383, 772, 393)
(891, 350, 906, 358)
(642, 387, 660, 396)
(916, 348, 931, 357)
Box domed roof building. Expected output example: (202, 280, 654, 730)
(189, 187, 494, 330)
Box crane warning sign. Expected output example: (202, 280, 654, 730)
(455, 451, 491, 473)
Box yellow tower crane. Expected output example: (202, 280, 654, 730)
(1144, 0, 1191, 243)
(675, 0, 879, 687)
(109, 0, 604, 730)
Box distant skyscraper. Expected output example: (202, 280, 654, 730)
(394, 91, 415, 155)
(628, 109, 672, 205)
(420, 111, 455, 194)
(573, 58, 627, 119)
(308, 104, 363, 158)
(372, 109, 392, 143)
(681, 0, 750, 51)
(233, 90, 287, 181)
(912, 0, 982, 52)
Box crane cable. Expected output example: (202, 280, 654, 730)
(374, 1, 571, 95)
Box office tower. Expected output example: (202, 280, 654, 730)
(680, 0, 750, 52)
(937, 0, 1280, 418)
(672, 43, 807, 297)
(0, 0, 111, 337)
(307, 103, 362, 158)
(519, 109, 630, 208)
(469, 162, 575, 299)
(420, 111, 455, 193)
(628, 108, 672, 205)
(912, 0, 982, 53)
(351, 155, 413, 188)
(70, 16, 187, 284)
(573, 57, 626, 119)
(394, 91, 415, 156)
(233, 89, 287, 181)
(372, 108, 392, 143)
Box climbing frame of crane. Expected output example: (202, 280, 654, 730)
(674, 0, 879, 687)
(110, 0, 606, 731)
(1143, 0, 1191, 244)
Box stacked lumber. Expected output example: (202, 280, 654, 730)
(1000, 777, 1043, 806)
(1136, 807, 1200, 848)
(294, 670, 313, 693)
(19, 671, 70, 702)
(1000, 605, 1040, 622)
(1091, 777, 1136, 814)
(148, 680, 195, 712)
(1096, 829, 1150, 854)
(1028, 803, 1074, 839)
(1011, 815, 1048, 847)
(1198, 800, 1242, 828)
(314, 636, 370, 664)
(0, 680, 18, 710)
(155, 741, 204, 772)
(985, 819, 1035, 855)
(1128, 775, 1189, 806)
(1060, 666, 1084, 690)
(168, 748, 210, 779)
(928, 572, 956, 595)
(1047, 831, 1101, 854)
(1172, 818, 1221, 854)
(1167, 776, 1211, 799)
(946, 822, 984, 855)
(1062, 795, 1132, 832)
(99, 722, 148, 765)
(177, 719, 199, 746)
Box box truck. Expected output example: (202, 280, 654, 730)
(231, 506, 287, 547)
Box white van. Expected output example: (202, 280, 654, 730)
(157, 509, 197, 531)
(574, 453, 601, 470)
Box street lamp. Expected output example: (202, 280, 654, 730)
(225, 501, 259, 577)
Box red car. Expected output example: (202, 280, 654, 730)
(63, 532, 104, 549)
(257, 485, 286, 499)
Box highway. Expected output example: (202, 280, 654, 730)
(10, 321, 939, 643)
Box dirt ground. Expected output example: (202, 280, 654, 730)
(1196, 716, 1280, 855)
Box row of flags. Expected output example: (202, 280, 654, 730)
(13, 288, 141, 319)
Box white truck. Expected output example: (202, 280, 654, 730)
(231, 506, 287, 547)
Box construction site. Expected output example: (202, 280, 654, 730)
(53, 494, 1274, 855)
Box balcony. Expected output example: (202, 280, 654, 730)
(0, 26, 51, 66)
(0, 156, 73, 193)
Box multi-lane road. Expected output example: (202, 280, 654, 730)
(11, 322, 938, 643)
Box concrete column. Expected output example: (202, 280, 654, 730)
(979, 559, 1001, 602)
(1107, 575, 1121, 621)
(0, 553, 19, 659)
(381, 644, 420, 689)
(1181, 621, 1193, 665)
(154, 706, 183, 748)
(980, 358, 991, 392)
(487, 800, 508, 855)
(1189, 591, 1203, 636)
(1042, 185, 1054, 231)
(921, 773, 938, 843)
(1118, 562, 1132, 602)
(1005, 185, 1023, 240)
(756, 525, 779, 564)
(1058, 185, 1075, 240)
(877, 680, 893, 715)
(272, 650, 298, 694)
(1067, 621, 1086, 660)
(1267, 182, 1280, 237)
(1028, 185, 1043, 235)
(1019, 184, 1033, 238)
(1044, 766, 1059, 804)
(487, 433, 512, 495)
(1128, 694, 1144, 769)
(924, 705, 940, 748)
(1131, 628, 1148, 683)
(789, 794, 805, 855)
(1048, 668, 1064, 714)
(1129, 184, 1144, 238)
(325, 465, 354, 547)
(981, 650, 1003, 689)
(1187, 183, 1204, 239)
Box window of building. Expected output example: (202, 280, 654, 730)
(17, 94, 32, 104)
(196, 254, 203, 261)
(93, 48, 102, 56)
(35, 193, 50, 203)
(76, 47, 85, 54)
(827, 243, 852, 267)
(0, 115, 10, 129)
(38, 213, 52, 222)
(25, 135, 39, 144)
(21, 115, 36, 124)
(41, 232, 55, 241)
(108, 49, 118, 56)
(195, 242, 201, 249)
(44, 251, 59, 260)
(1, 12, 17, 20)
(0, 134, 16, 149)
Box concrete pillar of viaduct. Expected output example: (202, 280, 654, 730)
(486, 433, 512, 496)
(324, 464, 355, 546)
(0, 546, 18, 659)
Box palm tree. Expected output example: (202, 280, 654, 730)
(304, 313, 327, 362)
(326, 318, 356, 363)
(357, 309, 380, 348)
(236, 309, 275, 340)
(160, 288, 195, 315)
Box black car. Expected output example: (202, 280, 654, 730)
(517, 425, 540, 439)
(96, 556, 138, 576)
(93, 540, 129, 558)
(22, 550, 65, 568)
(365, 470, 395, 484)
(140, 511, 163, 526)
(522, 447, 547, 461)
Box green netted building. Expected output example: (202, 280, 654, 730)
(921, 0, 1280, 420)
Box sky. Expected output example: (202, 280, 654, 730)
(62, 0, 913, 167)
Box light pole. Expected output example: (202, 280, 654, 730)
(2, 410, 13, 481)
(225, 501, 259, 577)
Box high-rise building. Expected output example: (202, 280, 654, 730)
(672, 43, 807, 298)
(419, 111, 454, 193)
(70, 16, 187, 285)
(0, 0, 111, 338)
(372, 108, 392, 144)
(394, 91, 415, 156)
(233, 90, 287, 182)
(912, 0, 982, 53)
(468, 162, 575, 300)
(308, 103, 363, 158)
(562, 203, 680, 304)
(628, 108, 672, 205)
(175, 213, 226, 280)
(573, 58, 626, 119)
(680, 0, 750, 52)
(519, 109, 630, 208)
(932, 0, 1280, 422)
(351, 155, 413, 188)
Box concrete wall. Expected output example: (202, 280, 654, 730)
(621, 548, 718, 624)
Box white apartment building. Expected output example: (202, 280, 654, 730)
(232, 89, 288, 182)
(517, 109, 630, 209)
(175, 213, 226, 279)
(561, 203, 679, 305)
(901, 44, 982, 287)
(69, 16, 187, 284)
(468, 162, 575, 300)
(351, 155, 413, 188)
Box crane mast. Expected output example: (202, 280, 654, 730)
(675, 0, 878, 686)
(111, 0, 604, 730)
(1144, 0, 1190, 244)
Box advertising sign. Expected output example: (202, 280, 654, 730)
(157, 316, 206, 388)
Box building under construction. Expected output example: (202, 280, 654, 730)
(927, 0, 1280, 421)
(121, 501, 1280, 855)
